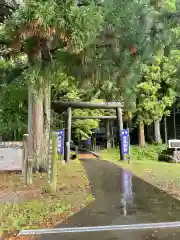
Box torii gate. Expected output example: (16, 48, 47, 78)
(52, 101, 124, 161)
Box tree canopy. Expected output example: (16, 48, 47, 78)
(1, 0, 180, 151)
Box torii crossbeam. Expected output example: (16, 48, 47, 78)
(52, 101, 124, 161)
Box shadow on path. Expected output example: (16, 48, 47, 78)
(41, 159, 180, 239)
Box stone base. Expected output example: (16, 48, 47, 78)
(158, 148, 180, 163)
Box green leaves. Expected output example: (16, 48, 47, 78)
(4, 0, 104, 55)
(0, 60, 28, 136)
(5, 0, 60, 32)
(136, 53, 177, 124)
(68, 4, 104, 53)
(72, 99, 104, 140)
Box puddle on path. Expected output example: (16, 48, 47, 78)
(37, 159, 180, 239)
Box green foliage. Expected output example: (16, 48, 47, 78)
(100, 144, 166, 162)
(0, 54, 28, 139)
(130, 144, 166, 161)
(72, 99, 104, 140)
(72, 109, 101, 140)
(52, 72, 82, 101)
(51, 71, 104, 139)
(1, 0, 180, 143)
(1, 0, 105, 144)
(0, 77, 27, 137)
(4, 0, 104, 54)
(136, 54, 177, 124)
(71, 0, 168, 110)
(0, 59, 22, 85)
(170, 50, 180, 93)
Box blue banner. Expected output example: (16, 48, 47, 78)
(120, 129, 130, 155)
(57, 130, 64, 154)
(86, 138, 91, 145)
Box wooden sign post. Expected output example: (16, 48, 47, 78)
(48, 132, 58, 193)
(22, 134, 33, 185)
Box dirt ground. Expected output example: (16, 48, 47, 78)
(79, 153, 97, 159)
(0, 160, 94, 239)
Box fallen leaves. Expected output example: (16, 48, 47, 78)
(0, 161, 94, 238)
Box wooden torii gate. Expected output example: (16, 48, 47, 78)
(52, 101, 124, 162)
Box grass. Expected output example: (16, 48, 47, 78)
(0, 160, 94, 234)
(100, 144, 180, 200)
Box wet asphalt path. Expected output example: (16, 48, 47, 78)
(40, 159, 180, 239)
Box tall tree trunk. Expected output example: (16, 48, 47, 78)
(138, 122, 145, 147)
(28, 89, 44, 170)
(42, 80, 51, 171)
(27, 43, 52, 171)
(146, 125, 153, 143)
(154, 119, 161, 144)
(146, 125, 150, 142)
(32, 86, 44, 170)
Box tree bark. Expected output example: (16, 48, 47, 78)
(146, 125, 153, 143)
(154, 119, 161, 144)
(139, 122, 145, 147)
(32, 89, 44, 170)
(27, 44, 52, 171)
